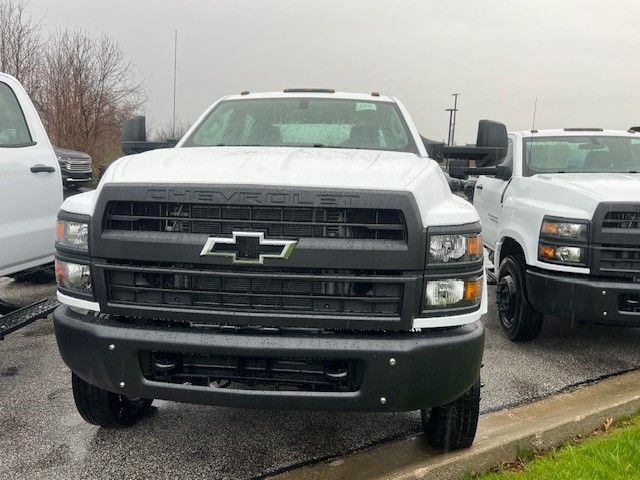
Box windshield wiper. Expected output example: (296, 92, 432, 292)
(310, 144, 349, 149)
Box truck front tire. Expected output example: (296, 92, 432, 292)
(71, 373, 153, 428)
(421, 377, 480, 450)
(497, 255, 543, 341)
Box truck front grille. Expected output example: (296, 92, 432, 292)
(594, 204, 640, 277)
(603, 211, 640, 231)
(598, 245, 640, 276)
(104, 262, 403, 317)
(141, 351, 361, 392)
(65, 159, 91, 172)
(104, 201, 407, 241)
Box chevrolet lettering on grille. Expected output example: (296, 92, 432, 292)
(200, 231, 297, 264)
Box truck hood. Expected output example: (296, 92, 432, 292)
(107, 146, 429, 191)
(537, 173, 640, 203)
(80, 146, 480, 228)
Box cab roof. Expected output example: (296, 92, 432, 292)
(222, 90, 396, 103)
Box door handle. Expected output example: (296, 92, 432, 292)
(475, 184, 484, 190)
(30, 164, 55, 173)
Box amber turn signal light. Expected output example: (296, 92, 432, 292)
(55, 259, 66, 284)
(538, 244, 557, 260)
(464, 278, 483, 302)
(467, 234, 483, 259)
(541, 221, 560, 236)
(55, 220, 65, 243)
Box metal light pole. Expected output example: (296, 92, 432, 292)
(450, 93, 460, 146)
(172, 29, 178, 139)
(446, 108, 455, 146)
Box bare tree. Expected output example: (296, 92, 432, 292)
(149, 120, 190, 142)
(0, 0, 43, 95)
(38, 29, 144, 166)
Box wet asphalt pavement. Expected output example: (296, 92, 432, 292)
(1, 277, 639, 480)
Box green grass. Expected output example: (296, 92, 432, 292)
(476, 413, 640, 480)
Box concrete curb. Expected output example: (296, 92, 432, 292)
(272, 369, 640, 480)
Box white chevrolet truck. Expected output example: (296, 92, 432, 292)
(0, 73, 63, 286)
(53, 90, 503, 450)
(452, 128, 640, 341)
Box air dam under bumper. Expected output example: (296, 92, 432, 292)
(526, 270, 640, 327)
(53, 305, 484, 412)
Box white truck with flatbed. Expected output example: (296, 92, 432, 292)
(52, 89, 502, 449)
(451, 128, 640, 341)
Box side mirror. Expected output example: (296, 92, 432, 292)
(449, 158, 513, 181)
(441, 120, 508, 166)
(444, 119, 511, 179)
(122, 116, 147, 143)
(421, 135, 445, 162)
(475, 120, 508, 166)
(121, 116, 178, 155)
(449, 159, 470, 179)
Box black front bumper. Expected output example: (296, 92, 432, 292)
(526, 270, 640, 327)
(53, 305, 484, 412)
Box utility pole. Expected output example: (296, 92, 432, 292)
(447, 93, 460, 146)
(172, 29, 178, 139)
(446, 108, 455, 146)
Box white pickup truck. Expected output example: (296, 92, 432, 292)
(453, 128, 640, 341)
(0, 73, 63, 283)
(52, 89, 504, 450)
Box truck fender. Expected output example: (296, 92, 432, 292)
(495, 230, 529, 268)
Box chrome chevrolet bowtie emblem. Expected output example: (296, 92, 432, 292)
(200, 232, 297, 265)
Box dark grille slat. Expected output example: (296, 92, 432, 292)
(108, 284, 400, 302)
(107, 214, 406, 230)
(105, 201, 407, 241)
(105, 263, 403, 317)
(599, 244, 640, 274)
(603, 211, 640, 231)
(99, 261, 403, 281)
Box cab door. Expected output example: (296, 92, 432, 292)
(473, 136, 514, 250)
(0, 76, 63, 276)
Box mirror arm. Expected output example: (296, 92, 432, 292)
(464, 166, 498, 176)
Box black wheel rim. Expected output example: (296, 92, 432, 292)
(497, 275, 517, 328)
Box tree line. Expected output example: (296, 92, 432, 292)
(0, 0, 142, 170)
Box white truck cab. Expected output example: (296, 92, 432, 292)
(52, 90, 503, 450)
(0, 73, 63, 280)
(468, 128, 640, 340)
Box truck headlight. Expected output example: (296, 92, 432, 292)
(538, 244, 586, 264)
(425, 277, 483, 310)
(56, 219, 89, 251)
(429, 233, 482, 263)
(55, 260, 92, 294)
(538, 217, 589, 266)
(541, 219, 588, 240)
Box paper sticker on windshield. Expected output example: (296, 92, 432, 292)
(356, 102, 377, 112)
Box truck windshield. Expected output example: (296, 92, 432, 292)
(524, 136, 640, 174)
(183, 98, 417, 153)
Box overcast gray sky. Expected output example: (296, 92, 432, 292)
(27, 0, 640, 143)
